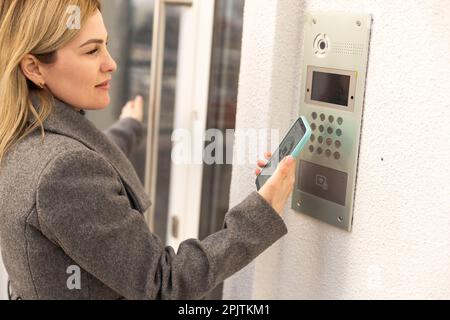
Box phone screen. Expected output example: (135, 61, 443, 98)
(256, 118, 307, 190)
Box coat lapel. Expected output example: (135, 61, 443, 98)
(30, 93, 151, 213)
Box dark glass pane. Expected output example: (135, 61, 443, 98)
(88, 1, 184, 243)
(199, 0, 245, 300)
(86, 0, 154, 185)
(153, 6, 184, 244)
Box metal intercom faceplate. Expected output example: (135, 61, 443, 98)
(292, 12, 372, 231)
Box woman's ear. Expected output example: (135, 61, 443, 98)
(20, 54, 46, 88)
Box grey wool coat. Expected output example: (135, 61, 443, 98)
(0, 94, 287, 300)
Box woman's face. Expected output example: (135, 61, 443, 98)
(38, 9, 117, 110)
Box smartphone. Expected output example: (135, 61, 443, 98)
(255, 116, 312, 190)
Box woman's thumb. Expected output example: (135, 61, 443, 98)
(272, 155, 295, 181)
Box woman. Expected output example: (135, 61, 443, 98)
(0, 0, 295, 300)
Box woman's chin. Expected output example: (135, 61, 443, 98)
(88, 95, 110, 110)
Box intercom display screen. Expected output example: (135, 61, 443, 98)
(311, 71, 350, 107)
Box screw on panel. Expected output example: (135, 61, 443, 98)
(312, 18, 317, 24)
(297, 200, 302, 207)
(356, 20, 361, 27)
(337, 216, 343, 223)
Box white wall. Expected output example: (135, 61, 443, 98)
(0, 253, 7, 299)
(224, 0, 450, 299)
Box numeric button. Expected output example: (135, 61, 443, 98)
(335, 140, 341, 148)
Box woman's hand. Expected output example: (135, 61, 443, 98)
(254, 151, 272, 176)
(119, 95, 144, 123)
(255, 152, 296, 215)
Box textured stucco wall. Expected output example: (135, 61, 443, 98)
(224, 0, 450, 299)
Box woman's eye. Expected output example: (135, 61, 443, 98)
(87, 48, 98, 55)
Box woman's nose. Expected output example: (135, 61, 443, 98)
(101, 50, 117, 73)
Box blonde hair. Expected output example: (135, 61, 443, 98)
(0, 0, 101, 168)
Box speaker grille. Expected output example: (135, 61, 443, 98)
(332, 42, 364, 56)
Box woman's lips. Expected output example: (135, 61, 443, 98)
(95, 80, 111, 90)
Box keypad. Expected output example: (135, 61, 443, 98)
(307, 111, 344, 161)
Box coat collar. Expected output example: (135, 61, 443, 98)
(30, 93, 151, 213)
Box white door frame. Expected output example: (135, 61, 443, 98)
(145, 0, 215, 250)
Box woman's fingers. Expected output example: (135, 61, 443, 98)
(272, 156, 296, 184)
(256, 152, 273, 168)
(119, 96, 144, 122)
(257, 155, 296, 214)
(257, 159, 267, 168)
(134, 95, 143, 109)
(119, 100, 133, 119)
(255, 159, 269, 176)
(132, 96, 144, 122)
(255, 152, 273, 176)
(124, 100, 133, 109)
(277, 163, 295, 203)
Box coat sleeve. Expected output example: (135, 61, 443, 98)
(102, 118, 146, 158)
(35, 148, 288, 300)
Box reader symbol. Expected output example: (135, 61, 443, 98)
(315, 174, 328, 191)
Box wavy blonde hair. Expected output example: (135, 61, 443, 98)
(0, 0, 101, 168)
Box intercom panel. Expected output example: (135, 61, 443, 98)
(292, 12, 372, 231)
